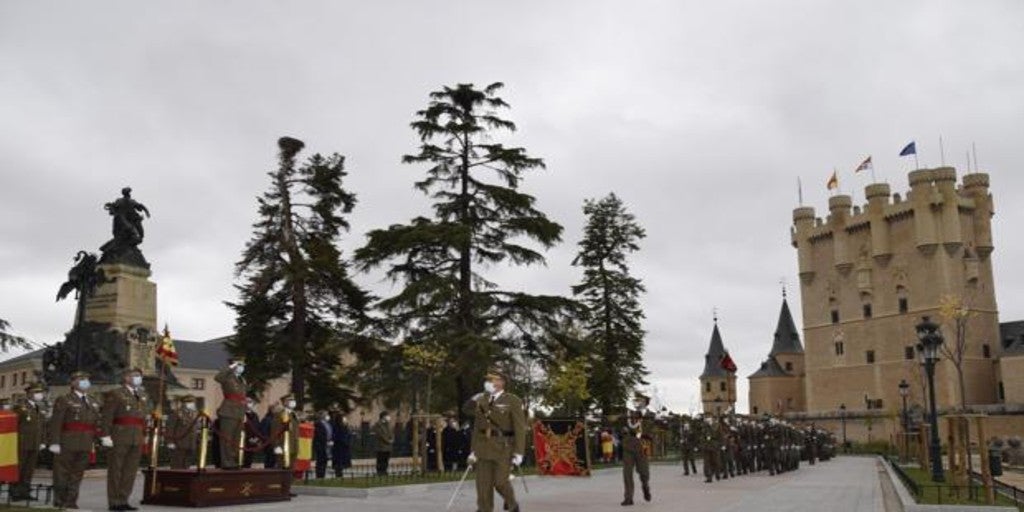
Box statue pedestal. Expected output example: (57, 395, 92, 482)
(83, 263, 159, 376)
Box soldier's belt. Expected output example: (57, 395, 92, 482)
(479, 429, 514, 438)
(114, 416, 146, 428)
(62, 422, 99, 433)
(224, 393, 246, 402)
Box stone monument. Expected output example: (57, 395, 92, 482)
(44, 187, 171, 386)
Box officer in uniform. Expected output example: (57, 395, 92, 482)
(48, 371, 103, 510)
(101, 367, 151, 511)
(165, 395, 200, 469)
(270, 394, 300, 469)
(700, 415, 721, 483)
(214, 357, 247, 469)
(462, 369, 527, 512)
(12, 382, 47, 501)
(621, 393, 652, 506)
(680, 415, 698, 476)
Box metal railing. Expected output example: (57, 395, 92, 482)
(0, 482, 53, 507)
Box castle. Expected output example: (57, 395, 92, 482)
(735, 166, 1024, 441)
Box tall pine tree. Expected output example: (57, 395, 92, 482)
(0, 317, 29, 352)
(227, 137, 370, 408)
(355, 82, 573, 411)
(572, 193, 647, 416)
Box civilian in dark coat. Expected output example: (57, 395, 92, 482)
(442, 418, 460, 472)
(313, 411, 334, 479)
(242, 399, 262, 468)
(260, 410, 276, 469)
(331, 413, 352, 476)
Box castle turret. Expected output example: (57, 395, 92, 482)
(933, 167, 963, 252)
(700, 319, 737, 415)
(792, 206, 816, 283)
(909, 169, 940, 254)
(748, 293, 806, 416)
(865, 183, 892, 262)
(963, 172, 994, 259)
(829, 195, 853, 272)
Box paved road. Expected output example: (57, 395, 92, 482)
(46, 456, 885, 511)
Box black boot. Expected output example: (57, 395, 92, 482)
(642, 485, 651, 502)
(621, 499, 634, 506)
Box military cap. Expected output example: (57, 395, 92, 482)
(228, 356, 246, 365)
(178, 395, 196, 403)
(279, 394, 294, 403)
(379, 410, 389, 419)
(121, 367, 144, 376)
(485, 368, 508, 382)
(24, 382, 45, 393)
(70, 370, 90, 381)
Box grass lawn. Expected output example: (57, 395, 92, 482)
(901, 465, 1021, 508)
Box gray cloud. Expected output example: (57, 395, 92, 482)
(2, 0, 1023, 413)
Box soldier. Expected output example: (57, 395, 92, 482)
(462, 369, 527, 512)
(11, 382, 47, 501)
(48, 371, 104, 510)
(373, 411, 394, 475)
(165, 395, 200, 469)
(101, 367, 151, 511)
(621, 394, 652, 506)
(270, 394, 300, 470)
(214, 357, 247, 470)
(680, 416, 698, 476)
(700, 415, 721, 483)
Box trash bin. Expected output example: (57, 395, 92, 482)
(990, 448, 1003, 476)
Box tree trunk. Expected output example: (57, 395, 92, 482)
(456, 132, 473, 414)
(277, 160, 308, 407)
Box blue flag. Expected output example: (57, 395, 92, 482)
(899, 141, 916, 156)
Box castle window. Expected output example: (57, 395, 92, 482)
(719, 381, 726, 392)
(863, 304, 873, 319)
(785, 361, 793, 372)
(999, 381, 1005, 401)
(831, 310, 840, 324)
(983, 344, 991, 358)
(191, 378, 205, 390)
(866, 350, 875, 364)
(786, 398, 793, 409)
(897, 286, 909, 314)
(899, 298, 909, 314)
(11, 373, 17, 386)
(835, 342, 844, 356)
(752, 406, 758, 415)
(705, 381, 711, 392)
(21, 372, 26, 384)
(905, 346, 915, 360)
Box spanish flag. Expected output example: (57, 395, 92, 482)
(294, 422, 314, 478)
(826, 170, 839, 191)
(0, 411, 18, 483)
(156, 324, 178, 366)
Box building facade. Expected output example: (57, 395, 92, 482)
(700, 319, 737, 415)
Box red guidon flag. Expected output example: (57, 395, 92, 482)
(156, 324, 179, 366)
(720, 352, 737, 373)
(0, 411, 17, 482)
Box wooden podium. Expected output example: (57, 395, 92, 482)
(141, 469, 293, 507)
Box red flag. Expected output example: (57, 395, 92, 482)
(720, 352, 737, 373)
(854, 156, 872, 173)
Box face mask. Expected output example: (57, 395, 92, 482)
(246, 402, 256, 411)
(185, 403, 196, 411)
(483, 381, 496, 394)
(32, 393, 45, 402)
(234, 365, 245, 375)
(131, 375, 143, 387)
(342, 418, 348, 425)
(383, 416, 391, 423)
(77, 380, 92, 391)
(286, 400, 297, 410)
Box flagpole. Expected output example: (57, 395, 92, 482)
(972, 142, 979, 171)
(939, 136, 946, 166)
(797, 177, 803, 206)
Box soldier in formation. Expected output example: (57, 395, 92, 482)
(680, 418, 698, 476)
(11, 382, 48, 501)
(100, 367, 151, 511)
(463, 368, 527, 512)
(214, 357, 247, 470)
(620, 392, 653, 506)
(48, 371, 102, 510)
(165, 395, 200, 469)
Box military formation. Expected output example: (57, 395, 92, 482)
(679, 412, 837, 483)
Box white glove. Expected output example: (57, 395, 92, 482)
(100, 436, 114, 448)
(49, 444, 61, 454)
(166, 443, 177, 450)
(248, 437, 259, 444)
(39, 444, 47, 451)
(467, 452, 477, 464)
(274, 447, 283, 455)
(512, 454, 523, 467)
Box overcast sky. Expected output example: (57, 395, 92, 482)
(2, 1, 1023, 413)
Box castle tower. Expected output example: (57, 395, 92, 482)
(748, 292, 806, 415)
(791, 168, 999, 415)
(700, 317, 737, 415)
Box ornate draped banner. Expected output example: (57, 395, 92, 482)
(532, 419, 590, 476)
(0, 411, 17, 483)
(294, 422, 314, 478)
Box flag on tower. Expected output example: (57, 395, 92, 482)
(156, 324, 179, 366)
(826, 170, 839, 191)
(854, 156, 872, 173)
(899, 141, 917, 157)
(720, 352, 737, 373)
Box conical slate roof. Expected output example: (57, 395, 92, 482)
(700, 322, 731, 378)
(769, 298, 803, 356)
(748, 355, 789, 379)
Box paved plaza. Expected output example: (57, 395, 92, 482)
(41, 456, 887, 512)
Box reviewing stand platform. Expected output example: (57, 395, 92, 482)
(141, 468, 293, 507)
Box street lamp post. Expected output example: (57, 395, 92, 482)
(899, 379, 910, 462)
(916, 316, 945, 483)
(839, 403, 847, 453)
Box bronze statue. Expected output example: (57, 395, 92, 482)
(98, 187, 151, 268)
(56, 251, 106, 303)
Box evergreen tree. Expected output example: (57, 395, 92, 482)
(0, 317, 29, 352)
(572, 193, 647, 416)
(355, 82, 573, 410)
(227, 137, 370, 408)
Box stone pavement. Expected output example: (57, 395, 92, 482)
(46, 456, 886, 511)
